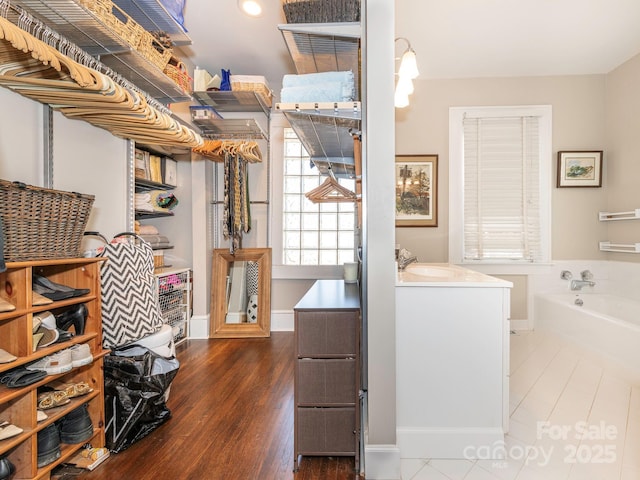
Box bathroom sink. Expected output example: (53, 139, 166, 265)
(403, 264, 459, 278)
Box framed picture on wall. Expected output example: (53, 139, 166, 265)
(557, 151, 603, 187)
(395, 154, 438, 227)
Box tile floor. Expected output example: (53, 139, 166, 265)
(400, 330, 640, 480)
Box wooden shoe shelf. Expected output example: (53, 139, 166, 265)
(0, 258, 109, 480)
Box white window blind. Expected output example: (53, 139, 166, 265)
(463, 115, 542, 262)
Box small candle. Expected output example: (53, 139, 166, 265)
(343, 262, 358, 283)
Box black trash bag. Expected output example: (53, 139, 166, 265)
(103, 345, 179, 453)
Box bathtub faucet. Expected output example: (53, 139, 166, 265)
(570, 279, 595, 291)
(397, 248, 418, 270)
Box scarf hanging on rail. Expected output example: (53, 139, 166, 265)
(222, 151, 251, 253)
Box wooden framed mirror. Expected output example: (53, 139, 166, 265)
(210, 248, 271, 338)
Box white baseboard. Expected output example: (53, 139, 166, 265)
(397, 427, 505, 459)
(270, 310, 294, 331)
(364, 444, 401, 480)
(188, 314, 209, 339)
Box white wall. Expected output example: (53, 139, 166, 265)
(0, 89, 44, 184)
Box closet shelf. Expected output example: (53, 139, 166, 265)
(135, 178, 176, 191)
(599, 209, 640, 221)
(135, 210, 174, 219)
(193, 91, 271, 116)
(278, 22, 361, 99)
(599, 241, 640, 253)
(277, 102, 361, 178)
(111, 0, 191, 46)
(9, 0, 191, 104)
(192, 118, 267, 140)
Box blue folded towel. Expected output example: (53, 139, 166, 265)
(282, 71, 354, 88)
(280, 82, 354, 103)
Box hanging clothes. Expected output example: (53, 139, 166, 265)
(223, 150, 252, 253)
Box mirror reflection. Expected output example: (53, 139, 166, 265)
(224, 260, 260, 324)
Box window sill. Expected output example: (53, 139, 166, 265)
(272, 265, 343, 280)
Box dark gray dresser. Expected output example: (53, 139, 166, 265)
(293, 279, 361, 471)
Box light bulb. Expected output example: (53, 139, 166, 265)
(394, 87, 410, 108)
(398, 49, 419, 80)
(396, 75, 414, 96)
(239, 0, 262, 16)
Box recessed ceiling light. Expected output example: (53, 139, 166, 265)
(239, 0, 262, 17)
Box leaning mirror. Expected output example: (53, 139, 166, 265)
(210, 248, 271, 338)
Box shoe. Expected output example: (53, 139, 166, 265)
(48, 381, 93, 399)
(58, 403, 93, 444)
(32, 291, 53, 306)
(37, 424, 60, 467)
(0, 298, 15, 313)
(37, 390, 70, 410)
(0, 421, 23, 441)
(32, 275, 90, 301)
(55, 303, 88, 335)
(26, 350, 72, 375)
(0, 366, 47, 388)
(69, 344, 92, 368)
(33, 312, 59, 348)
(37, 410, 48, 422)
(0, 454, 15, 480)
(0, 349, 16, 364)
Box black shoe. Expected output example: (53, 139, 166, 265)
(0, 454, 15, 480)
(58, 403, 93, 444)
(55, 303, 88, 336)
(37, 423, 61, 467)
(33, 275, 90, 301)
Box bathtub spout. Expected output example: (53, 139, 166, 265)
(570, 279, 595, 291)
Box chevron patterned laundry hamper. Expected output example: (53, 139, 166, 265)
(99, 234, 164, 350)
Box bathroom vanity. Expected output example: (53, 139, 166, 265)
(395, 263, 512, 459)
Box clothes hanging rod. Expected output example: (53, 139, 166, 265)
(211, 200, 269, 205)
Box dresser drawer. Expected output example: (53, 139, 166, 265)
(296, 407, 356, 454)
(296, 311, 358, 357)
(296, 358, 356, 405)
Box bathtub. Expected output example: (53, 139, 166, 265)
(534, 293, 640, 377)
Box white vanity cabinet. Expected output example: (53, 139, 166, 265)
(395, 263, 511, 459)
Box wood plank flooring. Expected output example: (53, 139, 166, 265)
(79, 333, 363, 480)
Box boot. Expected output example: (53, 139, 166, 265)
(58, 403, 93, 444)
(0, 454, 15, 480)
(55, 303, 87, 335)
(37, 423, 60, 467)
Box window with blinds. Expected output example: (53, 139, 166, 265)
(449, 106, 552, 266)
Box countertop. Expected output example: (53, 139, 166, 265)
(396, 263, 513, 288)
(294, 279, 360, 310)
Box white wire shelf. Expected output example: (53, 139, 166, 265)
(599, 241, 640, 253)
(599, 209, 640, 221)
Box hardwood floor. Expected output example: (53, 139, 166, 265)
(80, 333, 363, 480)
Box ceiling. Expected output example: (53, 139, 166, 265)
(178, 0, 640, 93)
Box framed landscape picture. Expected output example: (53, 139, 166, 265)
(395, 154, 438, 227)
(557, 151, 603, 187)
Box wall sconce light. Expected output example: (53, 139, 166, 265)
(238, 0, 262, 17)
(395, 37, 420, 108)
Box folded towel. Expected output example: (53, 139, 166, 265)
(280, 82, 354, 103)
(135, 202, 155, 212)
(139, 235, 171, 246)
(135, 193, 151, 202)
(138, 224, 159, 235)
(282, 71, 354, 88)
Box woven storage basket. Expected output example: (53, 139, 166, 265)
(164, 57, 192, 94)
(137, 30, 173, 70)
(79, 0, 145, 49)
(282, 0, 360, 23)
(231, 78, 273, 108)
(0, 180, 94, 262)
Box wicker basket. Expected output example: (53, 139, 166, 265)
(164, 57, 192, 94)
(79, 0, 145, 49)
(282, 0, 360, 23)
(230, 76, 273, 108)
(0, 180, 95, 262)
(137, 30, 173, 71)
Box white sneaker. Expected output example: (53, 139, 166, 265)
(26, 350, 72, 375)
(69, 344, 92, 368)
